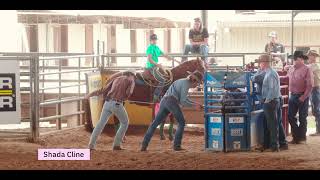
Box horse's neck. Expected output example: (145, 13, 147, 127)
(172, 61, 198, 79)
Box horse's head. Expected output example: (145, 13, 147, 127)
(171, 59, 206, 81)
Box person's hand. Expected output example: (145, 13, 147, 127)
(284, 65, 291, 71)
(299, 96, 304, 103)
(85, 94, 90, 99)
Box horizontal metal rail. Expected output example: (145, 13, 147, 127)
(20, 66, 97, 70)
(39, 111, 85, 122)
(20, 87, 31, 91)
(40, 96, 85, 107)
(102, 52, 272, 57)
(39, 54, 99, 60)
(0, 131, 30, 134)
(20, 72, 30, 76)
(0, 52, 91, 56)
(206, 106, 223, 109)
(225, 113, 248, 116)
(205, 113, 223, 116)
(39, 83, 86, 90)
(21, 79, 86, 83)
(39, 68, 98, 75)
(206, 91, 247, 95)
(224, 106, 247, 109)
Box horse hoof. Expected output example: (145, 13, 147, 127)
(160, 135, 166, 140)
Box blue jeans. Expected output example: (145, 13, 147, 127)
(278, 97, 287, 146)
(288, 94, 309, 141)
(142, 96, 185, 149)
(88, 100, 129, 149)
(311, 87, 320, 133)
(182, 44, 209, 63)
(263, 99, 280, 149)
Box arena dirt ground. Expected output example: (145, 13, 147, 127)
(0, 125, 320, 170)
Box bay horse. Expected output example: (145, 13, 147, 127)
(84, 59, 206, 131)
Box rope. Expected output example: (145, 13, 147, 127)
(140, 67, 173, 88)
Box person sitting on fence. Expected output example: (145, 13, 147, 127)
(182, 17, 209, 65)
(145, 33, 175, 102)
(85, 71, 136, 151)
(141, 70, 204, 151)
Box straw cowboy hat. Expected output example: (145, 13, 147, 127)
(307, 50, 319, 57)
(187, 70, 204, 83)
(268, 31, 277, 38)
(255, 54, 273, 63)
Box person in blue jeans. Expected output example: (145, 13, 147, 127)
(254, 55, 288, 152)
(85, 71, 136, 151)
(141, 70, 204, 151)
(252, 65, 288, 151)
(307, 50, 320, 136)
(286, 51, 313, 144)
(182, 18, 209, 66)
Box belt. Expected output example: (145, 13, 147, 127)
(263, 98, 280, 103)
(106, 98, 123, 104)
(163, 95, 178, 103)
(291, 92, 304, 95)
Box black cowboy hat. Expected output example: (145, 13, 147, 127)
(289, 50, 308, 60)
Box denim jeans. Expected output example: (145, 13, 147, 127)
(263, 98, 280, 149)
(288, 94, 309, 141)
(311, 87, 320, 133)
(142, 96, 186, 149)
(88, 100, 129, 149)
(182, 44, 209, 63)
(278, 97, 287, 146)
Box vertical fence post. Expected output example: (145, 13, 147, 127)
(77, 57, 81, 126)
(56, 57, 62, 130)
(30, 55, 40, 141)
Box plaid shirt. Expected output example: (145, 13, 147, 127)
(90, 75, 135, 102)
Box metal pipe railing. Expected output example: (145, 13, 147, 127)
(39, 83, 86, 91)
(40, 96, 85, 107)
(39, 111, 85, 122)
(38, 68, 98, 75)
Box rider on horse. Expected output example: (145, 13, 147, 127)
(146, 33, 175, 102)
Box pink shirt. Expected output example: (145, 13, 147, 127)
(288, 63, 314, 101)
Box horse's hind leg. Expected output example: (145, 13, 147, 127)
(159, 121, 166, 140)
(168, 114, 174, 141)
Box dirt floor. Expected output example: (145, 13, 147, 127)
(0, 125, 320, 170)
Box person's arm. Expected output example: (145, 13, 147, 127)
(264, 75, 277, 103)
(300, 68, 314, 102)
(179, 81, 197, 107)
(264, 44, 268, 52)
(87, 80, 113, 98)
(125, 78, 135, 98)
(201, 28, 209, 45)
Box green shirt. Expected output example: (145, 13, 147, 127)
(145, 44, 163, 69)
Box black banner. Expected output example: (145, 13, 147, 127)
(0, 73, 16, 112)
